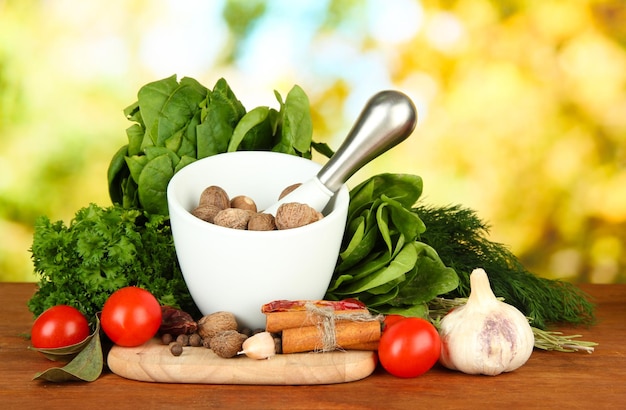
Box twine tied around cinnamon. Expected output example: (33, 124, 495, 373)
(304, 302, 383, 352)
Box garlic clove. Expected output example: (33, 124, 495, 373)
(238, 331, 276, 360)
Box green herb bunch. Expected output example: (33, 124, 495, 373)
(414, 204, 596, 329)
(28, 204, 196, 326)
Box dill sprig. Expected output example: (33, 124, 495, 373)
(415, 203, 596, 329)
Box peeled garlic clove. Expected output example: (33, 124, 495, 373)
(238, 331, 276, 360)
(439, 268, 535, 376)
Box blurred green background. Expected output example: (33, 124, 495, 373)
(1, 0, 625, 283)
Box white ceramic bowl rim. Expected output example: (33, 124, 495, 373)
(167, 151, 347, 235)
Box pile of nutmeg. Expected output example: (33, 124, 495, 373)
(190, 184, 323, 230)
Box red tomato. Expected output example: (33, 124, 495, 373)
(378, 317, 441, 378)
(31, 305, 90, 349)
(383, 314, 407, 330)
(101, 286, 162, 347)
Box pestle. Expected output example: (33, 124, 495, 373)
(263, 90, 418, 216)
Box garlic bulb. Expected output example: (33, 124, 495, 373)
(439, 268, 534, 376)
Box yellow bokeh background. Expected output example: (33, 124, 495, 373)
(1, 0, 625, 283)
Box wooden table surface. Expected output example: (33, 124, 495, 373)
(1, 282, 624, 409)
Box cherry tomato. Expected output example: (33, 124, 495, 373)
(101, 286, 162, 347)
(378, 317, 441, 378)
(383, 314, 407, 330)
(31, 305, 90, 349)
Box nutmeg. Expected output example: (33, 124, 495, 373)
(191, 203, 222, 223)
(197, 311, 239, 340)
(248, 212, 276, 231)
(230, 195, 257, 212)
(213, 208, 252, 229)
(199, 185, 230, 210)
(278, 183, 302, 200)
(210, 330, 248, 358)
(275, 202, 322, 230)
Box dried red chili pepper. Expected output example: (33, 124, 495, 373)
(261, 299, 366, 313)
(159, 306, 197, 336)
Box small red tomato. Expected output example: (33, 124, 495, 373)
(378, 317, 441, 378)
(383, 314, 407, 330)
(31, 305, 90, 349)
(101, 286, 162, 347)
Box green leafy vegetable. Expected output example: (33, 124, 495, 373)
(325, 173, 459, 316)
(27, 204, 197, 324)
(414, 203, 596, 329)
(108, 75, 320, 215)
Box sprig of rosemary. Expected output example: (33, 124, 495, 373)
(427, 297, 597, 353)
(531, 327, 597, 353)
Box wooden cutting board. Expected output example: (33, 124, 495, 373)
(108, 338, 378, 385)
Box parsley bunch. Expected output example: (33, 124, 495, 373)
(28, 204, 197, 325)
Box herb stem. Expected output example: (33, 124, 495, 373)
(532, 327, 597, 353)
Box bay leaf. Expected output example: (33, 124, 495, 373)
(33, 318, 103, 382)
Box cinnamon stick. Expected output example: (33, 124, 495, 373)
(265, 309, 370, 333)
(281, 320, 381, 354)
(342, 340, 380, 351)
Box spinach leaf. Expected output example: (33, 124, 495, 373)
(336, 210, 380, 271)
(334, 242, 418, 294)
(107, 145, 129, 205)
(279, 85, 313, 155)
(390, 242, 458, 306)
(325, 173, 459, 317)
(178, 110, 201, 158)
(207, 77, 246, 126)
(126, 123, 145, 156)
(227, 106, 272, 152)
(136, 74, 180, 134)
(348, 173, 423, 218)
(137, 154, 176, 216)
(196, 102, 235, 158)
(268, 85, 313, 157)
(125, 154, 149, 183)
(150, 77, 207, 148)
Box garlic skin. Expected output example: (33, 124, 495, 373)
(439, 268, 535, 376)
(238, 331, 276, 360)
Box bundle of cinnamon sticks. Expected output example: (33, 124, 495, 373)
(261, 299, 382, 354)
